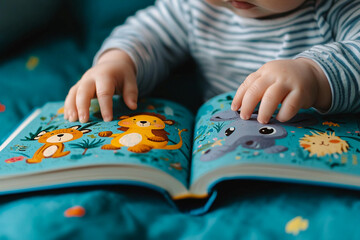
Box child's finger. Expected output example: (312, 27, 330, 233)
(96, 78, 115, 122)
(76, 80, 96, 123)
(240, 77, 270, 120)
(276, 90, 302, 122)
(257, 84, 289, 124)
(122, 72, 138, 110)
(231, 72, 259, 111)
(64, 85, 79, 122)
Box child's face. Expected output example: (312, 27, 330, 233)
(206, 0, 307, 18)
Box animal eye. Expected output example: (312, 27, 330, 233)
(51, 133, 55, 135)
(225, 127, 235, 136)
(259, 126, 276, 135)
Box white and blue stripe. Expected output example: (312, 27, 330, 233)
(97, 0, 360, 114)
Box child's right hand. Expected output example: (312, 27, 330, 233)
(64, 50, 138, 123)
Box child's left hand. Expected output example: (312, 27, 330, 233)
(231, 58, 331, 124)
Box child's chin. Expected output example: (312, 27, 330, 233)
(230, 8, 275, 19)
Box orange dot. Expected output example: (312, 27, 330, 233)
(0, 103, 5, 112)
(64, 206, 86, 217)
(146, 105, 155, 110)
(329, 139, 340, 143)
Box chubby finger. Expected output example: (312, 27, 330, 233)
(96, 78, 115, 122)
(276, 90, 302, 122)
(64, 84, 79, 122)
(122, 73, 138, 110)
(231, 72, 259, 111)
(257, 84, 289, 124)
(240, 76, 270, 120)
(76, 80, 96, 123)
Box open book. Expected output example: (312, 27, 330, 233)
(1, 92, 360, 214)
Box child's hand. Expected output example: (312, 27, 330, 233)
(64, 50, 138, 123)
(231, 59, 331, 123)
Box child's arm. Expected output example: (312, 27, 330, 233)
(231, 58, 331, 124)
(232, 0, 360, 123)
(65, 0, 190, 123)
(64, 50, 138, 123)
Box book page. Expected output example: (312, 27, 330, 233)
(190, 91, 360, 188)
(0, 97, 194, 188)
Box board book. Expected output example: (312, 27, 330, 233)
(1, 92, 360, 214)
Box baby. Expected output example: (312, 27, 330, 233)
(64, 0, 360, 123)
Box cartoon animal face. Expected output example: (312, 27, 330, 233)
(300, 131, 349, 157)
(27, 125, 92, 164)
(201, 110, 316, 161)
(118, 113, 174, 130)
(99, 112, 186, 153)
(36, 126, 90, 143)
(217, 118, 287, 149)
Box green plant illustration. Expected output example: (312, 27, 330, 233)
(69, 139, 105, 155)
(21, 126, 56, 141)
(213, 122, 226, 133)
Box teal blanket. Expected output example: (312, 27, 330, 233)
(1, 2, 360, 238)
(1, 36, 360, 240)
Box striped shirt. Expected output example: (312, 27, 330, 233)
(96, 0, 360, 113)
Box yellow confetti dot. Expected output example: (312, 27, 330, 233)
(26, 56, 39, 70)
(341, 155, 347, 164)
(285, 216, 309, 236)
(353, 155, 358, 165)
(57, 107, 65, 114)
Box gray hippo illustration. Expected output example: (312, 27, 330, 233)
(200, 110, 317, 161)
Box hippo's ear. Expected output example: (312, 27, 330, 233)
(210, 109, 260, 122)
(210, 110, 240, 122)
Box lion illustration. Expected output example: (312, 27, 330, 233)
(27, 125, 91, 163)
(98, 112, 187, 153)
(299, 131, 349, 157)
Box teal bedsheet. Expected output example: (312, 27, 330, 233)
(1, 19, 360, 240)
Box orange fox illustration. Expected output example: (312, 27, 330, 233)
(27, 125, 91, 164)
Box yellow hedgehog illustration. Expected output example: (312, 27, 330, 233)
(299, 131, 349, 157)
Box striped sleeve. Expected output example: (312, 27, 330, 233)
(297, 0, 360, 113)
(94, 0, 190, 95)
